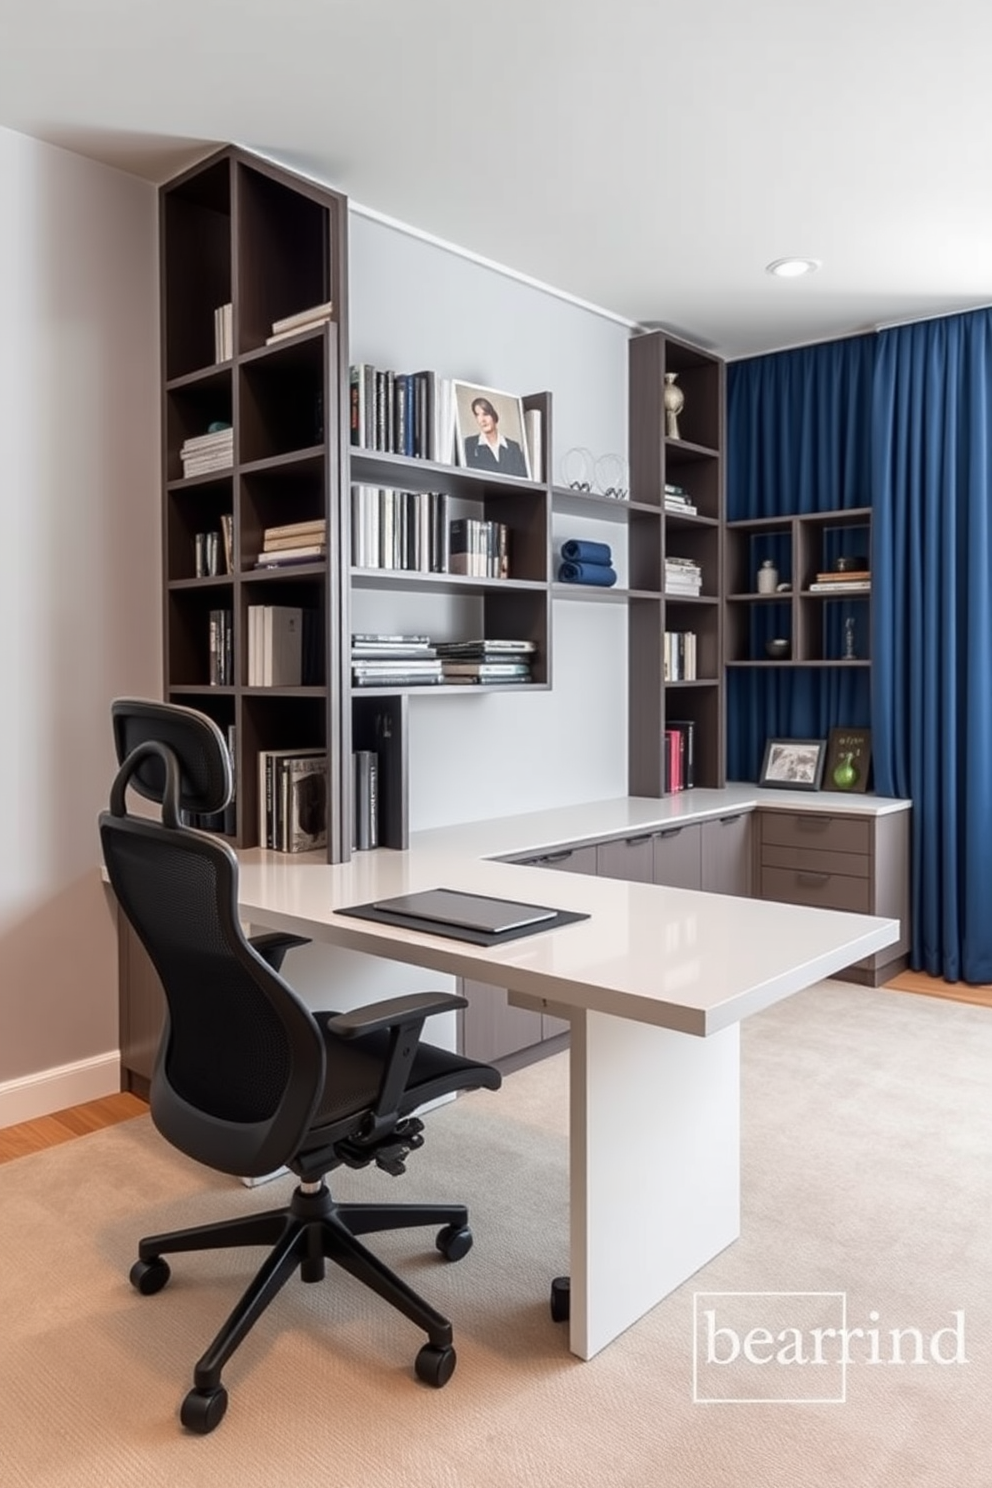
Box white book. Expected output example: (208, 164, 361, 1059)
(524, 408, 543, 482)
(265, 318, 331, 346)
(271, 300, 334, 335)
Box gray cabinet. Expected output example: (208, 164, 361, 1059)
(597, 834, 655, 883)
(700, 812, 751, 896)
(651, 823, 702, 889)
(754, 807, 910, 984)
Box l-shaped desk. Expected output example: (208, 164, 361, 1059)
(233, 789, 901, 1362)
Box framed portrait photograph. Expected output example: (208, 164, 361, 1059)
(452, 381, 532, 481)
(823, 726, 872, 793)
(759, 737, 828, 791)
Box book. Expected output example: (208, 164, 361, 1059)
(264, 518, 327, 543)
(262, 530, 328, 552)
(808, 580, 871, 593)
(813, 570, 871, 583)
(666, 719, 696, 789)
(254, 545, 327, 565)
(282, 755, 328, 852)
(265, 319, 331, 346)
(257, 749, 325, 850)
(353, 751, 379, 851)
(435, 638, 536, 655)
(441, 662, 531, 677)
(270, 300, 334, 335)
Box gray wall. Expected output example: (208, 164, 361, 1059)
(0, 127, 160, 1120)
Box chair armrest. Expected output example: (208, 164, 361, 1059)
(249, 932, 311, 972)
(327, 992, 467, 1040)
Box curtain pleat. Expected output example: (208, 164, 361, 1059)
(872, 310, 992, 981)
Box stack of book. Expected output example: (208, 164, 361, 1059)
(181, 424, 233, 479)
(436, 638, 536, 685)
(255, 518, 327, 569)
(350, 364, 457, 463)
(213, 303, 233, 362)
(351, 634, 442, 688)
(265, 300, 334, 346)
(449, 518, 510, 578)
(351, 486, 450, 573)
(664, 720, 696, 793)
(663, 630, 697, 682)
(194, 514, 233, 577)
(663, 482, 698, 515)
(664, 556, 703, 596)
(808, 567, 871, 594)
(208, 608, 233, 686)
(257, 748, 327, 852)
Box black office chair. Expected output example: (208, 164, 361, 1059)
(100, 699, 501, 1434)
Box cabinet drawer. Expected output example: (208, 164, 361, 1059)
(759, 866, 872, 914)
(527, 844, 598, 875)
(760, 843, 870, 879)
(760, 812, 870, 856)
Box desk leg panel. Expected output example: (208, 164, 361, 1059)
(568, 1011, 740, 1359)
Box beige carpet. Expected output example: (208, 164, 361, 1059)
(1, 980, 990, 1487)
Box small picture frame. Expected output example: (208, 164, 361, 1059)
(759, 737, 827, 791)
(452, 381, 532, 480)
(823, 726, 872, 793)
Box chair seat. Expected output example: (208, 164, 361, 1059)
(297, 1016, 502, 1168)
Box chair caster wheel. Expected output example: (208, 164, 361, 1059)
(415, 1343, 457, 1388)
(550, 1275, 570, 1323)
(436, 1224, 473, 1262)
(130, 1256, 171, 1295)
(181, 1385, 228, 1434)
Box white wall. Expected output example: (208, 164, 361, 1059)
(349, 212, 633, 829)
(0, 128, 160, 1121)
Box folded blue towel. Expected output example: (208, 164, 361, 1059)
(558, 560, 618, 587)
(561, 539, 612, 565)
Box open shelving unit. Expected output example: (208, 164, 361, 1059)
(627, 330, 726, 795)
(160, 147, 559, 860)
(725, 507, 872, 667)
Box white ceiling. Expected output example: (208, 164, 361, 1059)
(2, 0, 991, 360)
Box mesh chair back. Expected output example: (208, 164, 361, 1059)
(101, 702, 326, 1178)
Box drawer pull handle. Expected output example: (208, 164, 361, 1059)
(541, 851, 573, 864)
(719, 815, 743, 826)
(625, 833, 654, 846)
(796, 818, 830, 832)
(797, 871, 830, 885)
(657, 828, 683, 840)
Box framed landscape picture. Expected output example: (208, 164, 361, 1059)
(452, 381, 532, 480)
(759, 737, 827, 791)
(824, 726, 872, 793)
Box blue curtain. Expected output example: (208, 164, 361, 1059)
(872, 310, 992, 981)
(726, 337, 875, 780)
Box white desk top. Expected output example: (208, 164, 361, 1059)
(237, 792, 900, 1038)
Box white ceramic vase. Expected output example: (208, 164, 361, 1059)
(663, 372, 684, 440)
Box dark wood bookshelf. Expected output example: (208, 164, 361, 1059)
(627, 330, 726, 797)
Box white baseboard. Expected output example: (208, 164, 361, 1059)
(0, 1052, 121, 1129)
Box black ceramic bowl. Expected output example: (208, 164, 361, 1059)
(765, 638, 791, 659)
(835, 554, 868, 572)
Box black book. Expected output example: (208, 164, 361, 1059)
(353, 750, 379, 850)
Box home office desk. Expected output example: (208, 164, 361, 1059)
(235, 806, 899, 1363)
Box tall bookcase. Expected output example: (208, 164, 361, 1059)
(160, 147, 555, 861)
(627, 330, 726, 794)
(161, 147, 351, 860)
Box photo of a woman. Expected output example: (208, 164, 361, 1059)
(453, 382, 532, 479)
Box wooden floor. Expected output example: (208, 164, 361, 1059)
(0, 1092, 147, 1165)
(883, 968, 992, 1009)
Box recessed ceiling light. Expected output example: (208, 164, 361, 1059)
(766, 257, 821, 279)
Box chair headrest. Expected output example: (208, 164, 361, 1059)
(110, 699, 232, 820)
